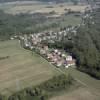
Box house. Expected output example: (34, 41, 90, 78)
(62, 54, 66, 58)
(66, 56, 72, 61)
(56, 60, 63, 67)
(30, 46, 34, 50)
(52, 56, 58, 64)
(47, 53, 53, 60)
(65, 59, 76, 68)
(34, 41, 38, 45)
(44, 45, 49, 51)
(54, 49, 58, 54)
(10, 37, 14, 40)
(40, 49, 46, 55)
(24, 43, 29, 47)
(58, 51, 61, 56)
(19, 36, 24, 40)
(57, 62, 62, 67)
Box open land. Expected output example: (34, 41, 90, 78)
(0, 1, 100, 100)
(0, 1, 90, 15)
(0, 40, 60, 96)
(50, 67, 100, 100)
(50, 87, 100, 100)
(0, 40, 100, 99)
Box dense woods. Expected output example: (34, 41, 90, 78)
(71, 9, 100, 79)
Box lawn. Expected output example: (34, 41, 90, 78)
(0, 40, 60, 96)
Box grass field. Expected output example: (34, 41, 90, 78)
(0, 1, 89, 15)
(50, 68, 100, 100)
(62, 68, 100, 93)
(50, 87, 100, 100)
(0, 40, 100, 100)
(0, 40, 60, 96)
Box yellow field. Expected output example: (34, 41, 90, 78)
(0, 40, 60, 96)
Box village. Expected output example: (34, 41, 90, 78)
(19, 27, 77, 69)
(13, 5, 96, 69)
(10, 0, 99, 70)
(0, 0, 100, 100)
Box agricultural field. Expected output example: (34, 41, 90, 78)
(0, 40, 100, 100)
(50, 87, 100, 100)
(50, 67, 100, 100)
(0, 40, 60, 96)
(0, 1, 89, 15)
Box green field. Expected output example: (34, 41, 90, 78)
(1, 40, 100, 100)
(50, 67, 100, 100)
(0, 40, 60, 96)
(49, 67, 100, 100)
(66, 68, 100, 92)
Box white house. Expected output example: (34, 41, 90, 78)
(66, 56, 72, 61)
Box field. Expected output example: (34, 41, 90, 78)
(50, 87, 100, 100)
(50, 68, 100, 100)
(0, 40, 60, 96)
(0, 40, 100, 100)
(0, 1, 89, 15)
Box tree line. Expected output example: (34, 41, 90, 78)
(54, 8, 100, 79)
(0, 74, 73, 100)
(73, 9, 100, 79)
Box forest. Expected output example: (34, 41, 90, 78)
(73, 8, 100, 79)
